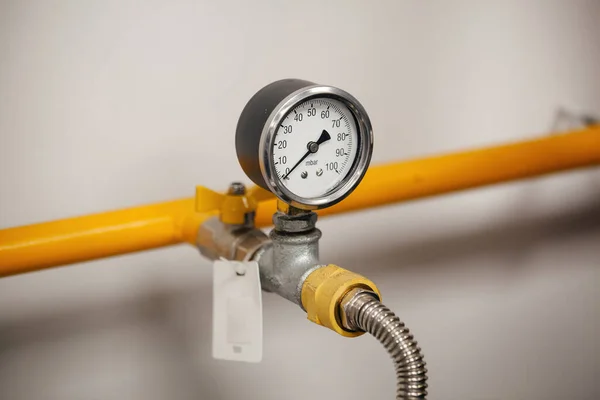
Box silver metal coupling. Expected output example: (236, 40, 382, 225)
(272, 211, 318, 233)
(197, 217, 269, 261)
(253, 210, 321, 306)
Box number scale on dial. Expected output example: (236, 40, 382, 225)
(272, 98, 359, 199)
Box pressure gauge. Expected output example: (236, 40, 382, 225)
(236, 79, 373, 210)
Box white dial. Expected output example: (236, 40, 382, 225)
(272, 98, 358, 199)
(236, 80, 372, 209)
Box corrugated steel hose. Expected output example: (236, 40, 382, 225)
(343, 290, 428, 399)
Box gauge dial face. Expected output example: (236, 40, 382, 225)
(271, 98, 359, 199)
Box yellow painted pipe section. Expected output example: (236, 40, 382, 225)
(0, 199, 214, 277)
(254, 126, 600, 226)
(0, 127, 598, 277)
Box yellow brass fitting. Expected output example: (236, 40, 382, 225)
(301, 264, 381, 337)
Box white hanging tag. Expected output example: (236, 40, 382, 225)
(212, 260, 263, 363)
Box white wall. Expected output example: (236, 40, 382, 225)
(1, 1, 599, 399)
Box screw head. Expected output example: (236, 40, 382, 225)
(228, 182, 246, 195)
(316, 168, 323, 177)
(301, 171, 308, 179)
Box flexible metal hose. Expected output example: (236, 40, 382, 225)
(344, 291, 428, 399)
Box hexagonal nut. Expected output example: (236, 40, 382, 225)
(339, 287, 380, 331)
(273, 211, 318, 233)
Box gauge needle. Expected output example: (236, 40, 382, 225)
(282, 129, 331, 180)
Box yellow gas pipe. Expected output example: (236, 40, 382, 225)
(0, 126, 598, 277)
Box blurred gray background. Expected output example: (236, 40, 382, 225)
(0, 1, 599, 399)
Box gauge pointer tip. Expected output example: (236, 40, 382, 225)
(317, 130, 331, 144)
